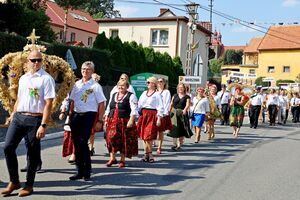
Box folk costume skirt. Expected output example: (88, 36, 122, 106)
(137, 109, 158, 140)
(230, 105, 245, 128)
(167, 108, 193, 138)
(106, 116, 138, 158)
(157, 115, 173, 132)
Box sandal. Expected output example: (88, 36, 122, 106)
(106, 159, 118, 167)
(148, 153, 155, 163)
(156, 148, 161, 154)
(141, 153, 149, 162)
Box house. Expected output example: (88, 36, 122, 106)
(256, 25, 300, 83)
(45, 0, 98, 47)
(95, 8, 212, 83)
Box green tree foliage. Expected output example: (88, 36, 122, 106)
(0, 2, 55, 42)
(223, 49, 243, 65)
(79, 0, 120, 18)
(209, 58, 223, 74)
(255, 76, 269, 87)
(7, 0, 47, 9)
(93, 32, 110, 50)
(92, 32, 184, 87)
(276, 79, 295, 86)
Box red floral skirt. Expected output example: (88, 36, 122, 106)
(157, 115, 173, 132)
(106, 117, 138, 158)
(137, 109, 158, 140)
(62, 131, 74, 157)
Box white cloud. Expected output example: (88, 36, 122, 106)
(282, 0, 299, 7)
(115, 6, 139, 17)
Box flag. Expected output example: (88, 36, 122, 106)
(65, 49, 77, 70)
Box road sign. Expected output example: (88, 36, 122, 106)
(179, 76, 202, 84)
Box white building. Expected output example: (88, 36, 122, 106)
(96, 9, 212, 84)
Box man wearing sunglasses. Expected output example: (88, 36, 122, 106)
(1, 50, 55, 197)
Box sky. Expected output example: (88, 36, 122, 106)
(114, 0, 300, 46)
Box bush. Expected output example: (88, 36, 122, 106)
(0, 32, 26, 58)
(276, 79, 295, 86)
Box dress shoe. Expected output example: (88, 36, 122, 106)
(18, 186, 33, 197)
(69, 174, 83, 180)
(1, 182, 21, 196)
(90, 148, 95, 156)
(83, 175, 91, 181)
(106, 159, 117, 167)
(20, 162, 42, 172)
(119, 161, 125, 168)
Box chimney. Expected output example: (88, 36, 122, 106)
(160, 8, 168, 15)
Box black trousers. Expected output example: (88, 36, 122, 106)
(221, 104, 230, 124)
(3, 112, 42, 187)
(291, 106, 300, 122)
(249, 105, 261, 128)
(268, 105, 278, 124)
(70, 112, 97, 176)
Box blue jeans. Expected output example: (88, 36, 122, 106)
(3, 112, 42, 187)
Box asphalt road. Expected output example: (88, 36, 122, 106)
(0, 120, 299, 200)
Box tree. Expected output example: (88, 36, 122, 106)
(209, 58, 223, 75)
(223, 49, 243, 65)
(55, 0, 87, 43)
(255, 76, 269, 87)
(93, 32, 110, 50)
(7, 0, 47, 10)
(79, 0, 120, 18)
(0, 2, 55, 42)
(276, 79, 295, 86)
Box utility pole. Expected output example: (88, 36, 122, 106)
(185, 2, 199, 76)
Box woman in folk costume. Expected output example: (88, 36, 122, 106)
(229, 86, 249, 137)
(104, 79, 138, 168)
(156, 77, 172, 154)
(206, 85, 221, 140)
(168, 83, 193, 150)
(137, 77, 163, 163)
(191, 87, 210, 143)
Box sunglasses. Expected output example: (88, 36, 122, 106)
(146, 81, 151, 84)
(30, 58, 42, 63)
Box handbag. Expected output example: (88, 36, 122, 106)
(189, 99, 201, 119)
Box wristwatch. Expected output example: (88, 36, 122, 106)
(41, 123, 47, 128)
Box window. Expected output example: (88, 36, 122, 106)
(151, 29, 168, 46)
(70, 32, 76, 42)
(283, 66, 290, 73)
(110, 29, 119, 39)
(59, 30, 64, 40)
(88, 37, 93, 46)
(267, 66, 275, 73)
(249, 69, 255, 74)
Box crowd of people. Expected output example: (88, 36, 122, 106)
(1, 54, 300, 197)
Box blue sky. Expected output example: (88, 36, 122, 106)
(114, 0, 300, 46)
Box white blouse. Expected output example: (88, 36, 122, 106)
(159, 89, 171, 116)
(192, 96, 210, 114)
(105, 92, 138, 116)
(138, 90, 164, 117)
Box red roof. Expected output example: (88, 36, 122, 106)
(244, 37, 262, 53)
(258, 25, 300, 50)
(45, 0, 98, 34)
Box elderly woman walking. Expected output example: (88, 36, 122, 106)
(137, 77, 163, 163)
(104, 79, 138, 168)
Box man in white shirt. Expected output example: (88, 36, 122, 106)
(217, 84, 231, 125)
(249, 87, 264, 128)
(1, 50, 55, 197)
(290, 92, 300, 123)
(69, 61, 106, 181)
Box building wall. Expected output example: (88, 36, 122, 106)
(257, 50, 300, 81)
(51, 25, 97, 47)
(244, 53, 258, 65)
(98, 20, 210, 83)
(98, 21, 178, 57)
